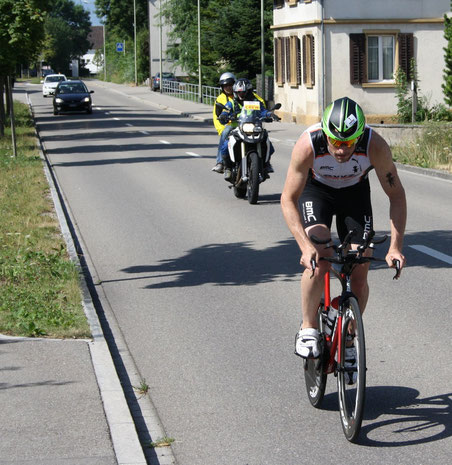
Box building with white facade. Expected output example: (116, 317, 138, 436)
(272, 0, 450, 124)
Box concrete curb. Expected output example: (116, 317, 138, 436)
(27, 92, 148, 465)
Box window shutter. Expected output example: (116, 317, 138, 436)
(284, 36, 290, 84)
(302, 35, 307, 84)
(296, 36, 302, 85)
(349, 33, 367, 84)
(399, 33, 414, 80)
(274, 38, 280, 84)
(310, 34, 315, 87)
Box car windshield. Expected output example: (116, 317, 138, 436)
(47, 76, 65, 82)
(58, 83, 86, 94)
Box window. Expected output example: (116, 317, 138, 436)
(350, 33, 413, 85)
(274, 36, 302, 87)
(367, 35, 395, 81)
(303, 34, 315, 88)
(273, 0, 284, 8)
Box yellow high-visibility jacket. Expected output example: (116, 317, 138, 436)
(213, 92, 266, 135)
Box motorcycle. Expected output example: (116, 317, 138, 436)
(221, 101, 281, 204)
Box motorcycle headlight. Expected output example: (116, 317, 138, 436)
(242, 123, 256, 134)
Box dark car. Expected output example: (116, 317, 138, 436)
(53, 80, 94, 115)
(152, 72, 177, 91)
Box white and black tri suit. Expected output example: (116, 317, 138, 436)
(299, 123, 375, 242)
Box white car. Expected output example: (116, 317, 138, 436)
(41, 74, 67, 97)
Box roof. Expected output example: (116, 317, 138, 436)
(88, 26, 104, 50)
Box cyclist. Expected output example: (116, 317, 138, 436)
(280, 96, 407, 381)
(218, 78, 275, 181)
(212, 72, 236, 173)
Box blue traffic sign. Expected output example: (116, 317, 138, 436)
(116, 42, 124, 52)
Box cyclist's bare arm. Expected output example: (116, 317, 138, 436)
(369, 131, 407, 271)
(281, 132, 318, 269)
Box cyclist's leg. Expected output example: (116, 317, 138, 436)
(301, 224, 331, 328)
(299, 178, 335, 330)
(336, 179, 373, 313)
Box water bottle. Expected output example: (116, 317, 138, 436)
(324, 296, 339, 337)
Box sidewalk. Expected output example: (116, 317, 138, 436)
(2, 82, 167, 465)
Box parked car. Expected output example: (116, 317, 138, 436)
(152, 72, 177, 91)
(41, 74, 67, 97)
(53, 80, 94, 115)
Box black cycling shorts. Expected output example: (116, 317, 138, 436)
(299, 176, 373, 243)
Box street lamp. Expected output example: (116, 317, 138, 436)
(133, 0, 137, 85)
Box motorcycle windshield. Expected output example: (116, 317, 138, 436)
(238, 101, 262, 124)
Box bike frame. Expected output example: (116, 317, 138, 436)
(322, 268, 356, 374)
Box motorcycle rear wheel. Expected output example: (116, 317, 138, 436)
(247, 152, 260, 204)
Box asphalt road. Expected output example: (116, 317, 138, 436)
(29, 81, 452, 465)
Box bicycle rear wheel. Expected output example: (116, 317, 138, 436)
(337, 296, 366, 442)
(304, 304, 327, 407)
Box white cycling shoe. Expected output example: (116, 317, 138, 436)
(295, 328, 320, 359)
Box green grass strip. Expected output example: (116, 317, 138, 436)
(0, 102, 91, 338)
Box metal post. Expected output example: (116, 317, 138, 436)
(159, 0, 163, 93)
(133, 0, 137, 85)
(197, 0, 202, 103)
(7, 76, 17, 158)
(148, 0, 152, 89)
(103, 24, 107, 81)
(261, 0, 265, 101)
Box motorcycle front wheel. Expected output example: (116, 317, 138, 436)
(247, 152, 260, 204)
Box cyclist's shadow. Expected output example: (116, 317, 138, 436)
(321, 386, 452, 446)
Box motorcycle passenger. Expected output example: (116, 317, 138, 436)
(212, 72, 236, 173)
(218, 78, 275, 181)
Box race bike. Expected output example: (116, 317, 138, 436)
(221, 101, 281, 204)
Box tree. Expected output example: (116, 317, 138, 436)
(0, 0, 47, 136)
(161, 0, 274, 86)
(41, 0, 92, 74)
(443, 4, 452, 106)
(95, 0, 150, 83)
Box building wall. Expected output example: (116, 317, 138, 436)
(272, 0, 450, 124)
(148, 0, 185, 79)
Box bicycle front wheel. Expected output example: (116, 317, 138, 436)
(304, 304, 327, 407)
(337, 296, 366, 442)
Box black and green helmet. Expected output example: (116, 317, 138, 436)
(322, 97, 366, 141)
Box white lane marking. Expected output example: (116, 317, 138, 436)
(159, 140, 171, 144)
(113, 117, 120, 120)
(409, 245, 452, 265)
(125, 123, 133, 127)
(141, 131, 150, 135)
(186, 152, 201, 158)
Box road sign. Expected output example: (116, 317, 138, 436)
(116, 42, 124, 52)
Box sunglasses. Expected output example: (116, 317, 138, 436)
(328, 137, 358, 148)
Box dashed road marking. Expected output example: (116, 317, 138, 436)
(409, 245, 452, 265)
(186, 152, 201, 158)
(159, 140, 171, 144)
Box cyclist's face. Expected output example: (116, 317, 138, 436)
(327, 136, 356, 163)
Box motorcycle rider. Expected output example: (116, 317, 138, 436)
(218, 78, 276, 181)
(212, 72, 236, 173)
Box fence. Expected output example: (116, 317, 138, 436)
(160, 79, 221, 106)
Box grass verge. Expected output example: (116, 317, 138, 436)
(392, 123, 452, 173)
(0, 101, 91, 338)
